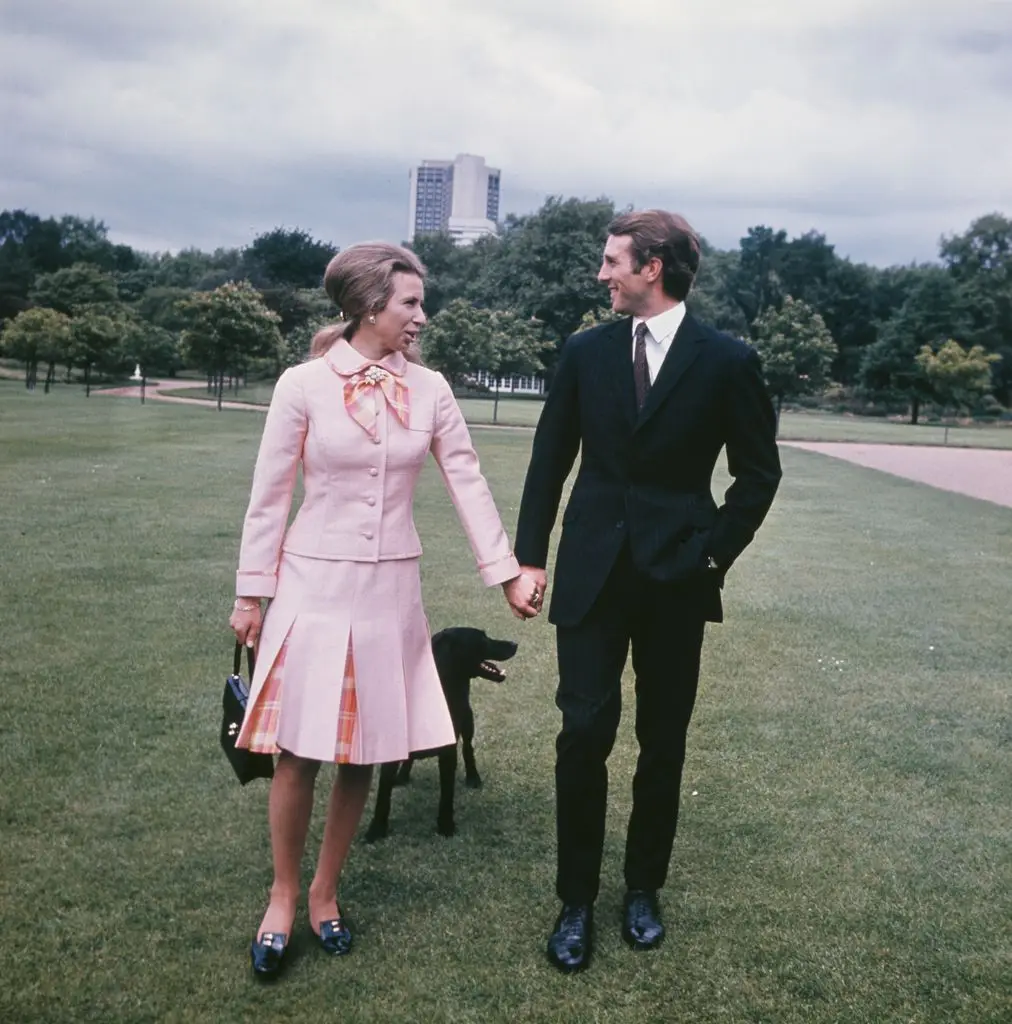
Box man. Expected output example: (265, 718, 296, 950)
(514, 210, 782, 973)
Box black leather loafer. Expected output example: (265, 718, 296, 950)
(314, 917, 352, 956)
(622, 889, 665, 950)
(546, 903, 593, 973)
(250, 931, 288, 978)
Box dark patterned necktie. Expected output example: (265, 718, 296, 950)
(633, 322, 651, 411)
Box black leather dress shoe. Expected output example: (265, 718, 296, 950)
(314, 917, 352, 956)
(622, 889, 665, 950)
(546, 903, 593, 973)
(250, 931, 288, 978)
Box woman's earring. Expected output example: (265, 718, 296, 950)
(368, 314, 377, 325)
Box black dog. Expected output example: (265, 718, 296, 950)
(364, 627, 517, 841)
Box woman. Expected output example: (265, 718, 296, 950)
(228, 242, 541, 978)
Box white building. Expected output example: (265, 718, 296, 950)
(472, 370, 545, 396)
(408, 154, 501, 246)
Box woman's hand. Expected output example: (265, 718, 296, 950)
(229, 598, 263, 649)
(502, 571, 544, 620)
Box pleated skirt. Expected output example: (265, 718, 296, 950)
(235, 552, 455, 764)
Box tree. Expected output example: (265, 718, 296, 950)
(70, 309, 129, 396)
(36, 313, 75, 393)
(407, 232, 481, 318)
(940, 212, 1012, 402)
(752, 296, 837, 430)
(420, 299, 496, 387)
(728, 225, 788, 330)
(687, 243, 750, 337)
(472, 196, 617, 355)
(281, 315, 333, 368)
(242, 228, 338, 289)
(179, 281, 283, 409)
(858, 266, 971, 423)
(0, 307, 71, 390)
(259, 285, 333, 336)
(30, 262, 119, 314)
(915, 340, 1000, 416)
(578, 306, 623, 331)
(0, 211, 67, 321)
(485, 310, 549, 422)
(146, 247, 243, 290)
(819, 258, 880, 383)
(117, 314, 181, 397)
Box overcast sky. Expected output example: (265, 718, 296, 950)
(2, 0, 1010, 266)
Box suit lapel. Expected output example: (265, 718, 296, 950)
(634, 313, 706, 432)
(600, 318, 637, 427)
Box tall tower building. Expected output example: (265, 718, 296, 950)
(408, 154, 500, 246)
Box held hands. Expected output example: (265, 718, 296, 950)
(502, 566, 548, 620)
(229, 598, 263, 650)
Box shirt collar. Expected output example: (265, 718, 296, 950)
(632, 302, 686, 346)
(325, 337, 408, 378)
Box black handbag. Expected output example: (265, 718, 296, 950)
(220, 642, 275, 785)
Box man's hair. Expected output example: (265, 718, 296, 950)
(607, 209, 701, 301)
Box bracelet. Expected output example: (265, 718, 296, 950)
(233, 600, 260, 612)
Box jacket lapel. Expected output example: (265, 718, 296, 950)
(634, 312, 706, 432)
(601, 318, 637, 427)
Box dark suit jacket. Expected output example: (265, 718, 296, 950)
(514, 313, 782, 626)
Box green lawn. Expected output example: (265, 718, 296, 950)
(1, 380, 1009, 1023)
(158, 382, 547, 428)
(155, 380, 1012, 446)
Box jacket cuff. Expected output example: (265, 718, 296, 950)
(479, 553, 521, 588)
(236, 569, 278, 599)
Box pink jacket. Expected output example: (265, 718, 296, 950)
(236, 339, 520, 598)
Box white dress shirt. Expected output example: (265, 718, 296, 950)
(631, 302, 687, 384)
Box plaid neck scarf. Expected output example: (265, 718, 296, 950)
(343, 364, 410, 439)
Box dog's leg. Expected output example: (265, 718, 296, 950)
(436, 745, 457, 837)
(394, 757, 414, 786)
(460, 705, 482, 789)
(364, 761, 400, 843)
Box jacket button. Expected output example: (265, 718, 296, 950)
(372, 437, 382, 445)
(369, 468, 379, 476)
(366, 497, 376, 506)
(363, 530, 374, 540)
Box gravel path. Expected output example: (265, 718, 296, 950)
(782, 441, 1012, 509)
(97, 380, 266, 411)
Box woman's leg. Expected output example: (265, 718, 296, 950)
(257, 751, 321, 940)
(308, 763, 374, 930)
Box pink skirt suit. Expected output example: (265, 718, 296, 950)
(234, 340, 520, 765)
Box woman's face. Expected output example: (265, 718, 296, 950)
(372, 272, 426, 355)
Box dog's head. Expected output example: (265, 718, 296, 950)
(431, 627, 518, 683)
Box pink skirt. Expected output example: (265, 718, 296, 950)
(235, 553, 454, 764)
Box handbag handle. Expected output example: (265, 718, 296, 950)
(233, 641, 256, 678)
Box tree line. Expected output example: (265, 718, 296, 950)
(0, 202, 1008, 422)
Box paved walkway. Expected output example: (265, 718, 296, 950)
(782, 441, 1012, 509)
(97, 380, 267, 412)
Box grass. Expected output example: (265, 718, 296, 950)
(158, 382, 546, 428)
(154, 379, 1012, 446)
(1, 379, 1010, 1023)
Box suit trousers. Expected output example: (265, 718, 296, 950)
(554, 542, 707, 904)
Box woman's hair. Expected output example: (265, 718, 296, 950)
(309, 242, 427, 359)
(607, 209, 701, 301)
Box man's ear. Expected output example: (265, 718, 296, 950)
(642, 256, 663, 285)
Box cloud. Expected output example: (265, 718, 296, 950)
(0, 0, 1009, 264)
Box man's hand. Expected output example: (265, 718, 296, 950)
(520, 565, 547, 614)
(502, 568, 546, 620)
